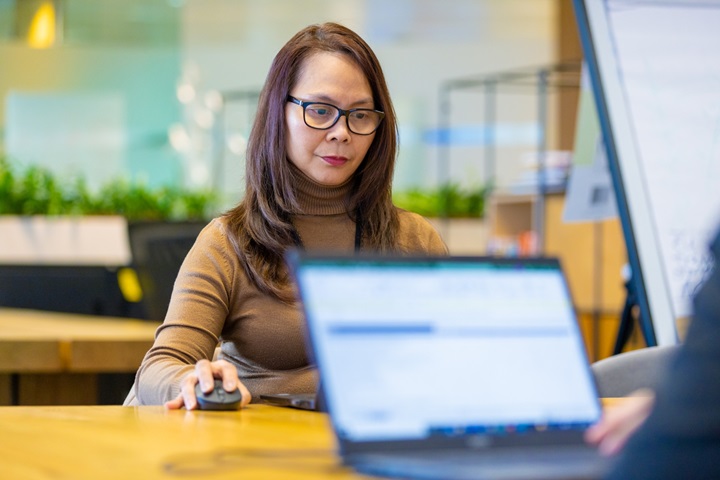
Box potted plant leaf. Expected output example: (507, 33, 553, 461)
(0, 156, 217, 266)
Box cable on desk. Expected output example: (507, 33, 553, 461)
(163, 447, 349, 476)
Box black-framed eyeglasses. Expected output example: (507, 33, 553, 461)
(286, 95, 385, 136)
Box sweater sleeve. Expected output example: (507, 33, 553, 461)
(129, 219, 237, 405)
(396, 209, 449, 255)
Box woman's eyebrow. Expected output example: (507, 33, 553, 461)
(303, 93, 374, 107)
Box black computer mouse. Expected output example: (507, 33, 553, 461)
(194, 378, 242, 411)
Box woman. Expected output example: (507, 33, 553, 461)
(125, 22, 447, 409)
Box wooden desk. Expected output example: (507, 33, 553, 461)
(0, 404, 366, 480)
(0, 308, 160, 405)
(0, 401, 624, 480)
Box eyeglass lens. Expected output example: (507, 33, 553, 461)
(304, 103, 382, 135)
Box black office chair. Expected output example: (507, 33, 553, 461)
(591, 345, 680, 397)
(0, 264, 140, 317)
(127, 220, 208, 321)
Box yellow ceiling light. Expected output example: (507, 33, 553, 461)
(28, 1, 57, 49)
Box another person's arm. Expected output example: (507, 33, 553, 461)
(584, 389, 655, 456)
(592, 230, 720, 479)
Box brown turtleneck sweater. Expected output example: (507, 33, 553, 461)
(125, 172, 448, 406)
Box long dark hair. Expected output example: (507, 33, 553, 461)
(224, 22, 399, 300)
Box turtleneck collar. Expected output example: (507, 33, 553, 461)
(290, 162, 354, 216)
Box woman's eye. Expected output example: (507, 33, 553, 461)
(309, 106, 332, 117)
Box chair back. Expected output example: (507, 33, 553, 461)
(128, 221, 207, 321)
(591, 345, 680, 397)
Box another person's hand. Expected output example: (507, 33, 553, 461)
(585, 388, 655, 456)
(165, 359, 252, 410)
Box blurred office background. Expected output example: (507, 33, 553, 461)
(3, 2, 638, 387)
(0, 0, 570, 211)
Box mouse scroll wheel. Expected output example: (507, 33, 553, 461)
(217, 390, 225, 400)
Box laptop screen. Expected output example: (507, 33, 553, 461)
(291, 255, 601, 443)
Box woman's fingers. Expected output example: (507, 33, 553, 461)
(164, 371, 201, 410)
(166, 359, 253, 410)
(209, 359, 252, 406)
(164, 394, 185, 410)
(194, 359, 216, 394)
(238, 382, 252, 407)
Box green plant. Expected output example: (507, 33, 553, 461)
(0, 156, 218, 221)
(393, 182, 490, 218)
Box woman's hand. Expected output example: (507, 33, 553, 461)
(165, 359, 252, 410)
(585, 388, 655, 456)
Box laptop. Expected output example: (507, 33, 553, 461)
(259, 392, 321, 411)
(286, 252, 611, 480)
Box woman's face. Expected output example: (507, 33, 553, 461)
(285, 51, 376, 186)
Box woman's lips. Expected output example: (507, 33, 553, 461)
(322, 156, 348, 166)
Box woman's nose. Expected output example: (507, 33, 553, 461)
(325, 114, 352, 142)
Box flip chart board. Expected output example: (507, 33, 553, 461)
(575, 0, 720, 345)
